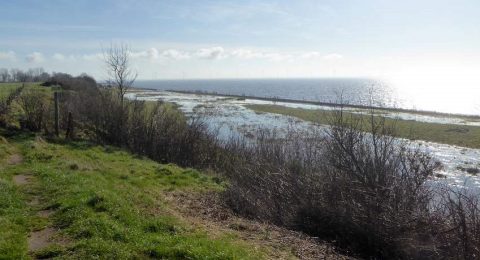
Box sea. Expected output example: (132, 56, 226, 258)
(134, 78, 480, 115)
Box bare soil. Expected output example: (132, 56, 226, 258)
(28, 227, 56, 252)
(8, 154, 23, 165)
(164, 191, 353, 260)
(12, 174, 31, 186)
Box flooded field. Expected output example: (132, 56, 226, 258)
(126, 90, 480, 191)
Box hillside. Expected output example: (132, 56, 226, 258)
(0, 131, 346, 259)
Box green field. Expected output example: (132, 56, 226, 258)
(246, 104, 480, 149)
(0, 132, 296, 259)
(0, 82, 53, 98)
(0, 83, 23, 99)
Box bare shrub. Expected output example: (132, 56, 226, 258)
(222, 109, 441, 258)
(18, 89, 51, 132)
(123, 101, 221, 168)
(308, 109, 440, 258)
(222, 127, 325, 226)
(433, 186, 480, 259)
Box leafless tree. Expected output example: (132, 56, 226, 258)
(103, 43, 137, 106)
(9, 68, 19, 82)
(0, 68, 9, 82)
(17, 71, 28, 83)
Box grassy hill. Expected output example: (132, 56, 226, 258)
(0, 131, 338, 259)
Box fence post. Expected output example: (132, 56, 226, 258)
(54, 92, 59, 136)
(66, 111, 73, 140)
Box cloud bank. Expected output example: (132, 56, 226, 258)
(4, 47, 343, 65)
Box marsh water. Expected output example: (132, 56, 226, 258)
(135, 78, 480, 115)
(127, 90, 480, 192)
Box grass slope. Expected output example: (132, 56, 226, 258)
(0, 82, 51, 96)
(0, 132, 267, 259)
(246, 104, 480, 149)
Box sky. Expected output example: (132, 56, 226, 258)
(1, 0, 480, 85)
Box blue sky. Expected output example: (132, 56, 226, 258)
(1, 0, 480, 83)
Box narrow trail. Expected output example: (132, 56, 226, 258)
(11, 154, 63, 257)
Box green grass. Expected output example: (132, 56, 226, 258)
(246, 104, 480, 149)
(0, 134, 265, 259)
(0, 83, 22, 99)
(0, 82, 52, 97)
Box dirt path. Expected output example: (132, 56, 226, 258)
(8, 154, 23, 165)
(28, 228, 56, 252)
(12, 162, 63, 256)
(12, 174, 31, 185)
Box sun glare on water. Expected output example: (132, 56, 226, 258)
(388, 64, 480, 115)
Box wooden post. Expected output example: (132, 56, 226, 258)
(54, 92, 59, 136)
(66, 111, 73, 140)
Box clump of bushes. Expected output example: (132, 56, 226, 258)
(221, 110, 480, 259)
(44, 74, 222, 169)
(433, 186, 480, 259)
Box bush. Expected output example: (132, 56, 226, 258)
(222, 110, 442, 259)
(18, 89, 51, 132)
(222, 127, 324, 226)
(433, 186, 480, 259)
(313, 110, 439, 258)
(52, 75, 222, 169)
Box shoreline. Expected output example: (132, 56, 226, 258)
(136, 88, 479, 120)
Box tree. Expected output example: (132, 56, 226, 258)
(17, 70, 28, 83)
(9, 68, 19, 82)
(103, 43, 137, 106)
(0, 68, 9, 82)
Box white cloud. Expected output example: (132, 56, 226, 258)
(323, 53, 343, 60)
(300, 51, 322, 59)
(196, 46, 226, 60)
(0, 50, 16, 61)
(82, 53, 103, 61)
(130, 47, 192, 61)
(130, 48, 160, 60)
(76, 47, 334, 65)
(230, 48, 292, 61)
(25, 52, 44, 63)
(53, 53, 77, 62)
(146, 48, 159, 59)
(231, 49, 264, 59)
(53, 53, 65, 60)
(162, 49, 190, 60)
(129, 50, 146, 59)
(262, 52, 292, 61)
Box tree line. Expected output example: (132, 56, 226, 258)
(0, 67, 50, 83)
